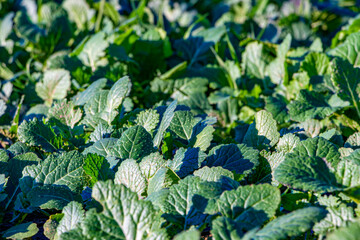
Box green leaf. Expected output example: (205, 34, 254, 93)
(335, 159, 360, 187)
(153, 100, 177, 148)
(147, 167, 180, 195)
(89, 123, 113, 142)
(62, 180, 164, 239)
(36, 69, 71, 105)
(169, 111, 198, 141)
(18, 118, 62, 152)
(345, 132, 360, 149)
(168, 148, 206, 178)
(7, 153, 40, 195)
(211, 217, 242, 240)
(244, 110, 280, 150)
(0, 99, 6, 117)
(314, 196, 355, 235)
(190, 123, 215, 151)
(74, 78, 107, 106)
(163, 176, 222, 228)
(114, 159, 146, 196)
(83, 153, 114, 187)
(331, 58, 360, 118)
(174, 229, 201, 240)
(265, 95, 289, 124)
(2, 222, 39, 239)
(48, 99, 82, 128)
(204, 144, 259, 175)
(327, 220, 360, 240)
(56, 201, 85, 237)
(135, 109, 160, 133)
(250, 207, 327, 240)
(290, 137, 341, 168)
(110, 125, 154, 160)
(101, 76, 131, 124)
(20, 151, 86, 194)
(83, 138, 117, 157)
(274, 155, 340, 193)
(242, 42, 267, 79)
(329, 32, 360, 67)
(193, 166, 234, 182)
(77, 32, 109, 71)
(301, 52, 330, 77)
(139, 152, 166, 180)
(7, 142, 31, 156)
(288, 90, 336, 122)
(276, 133, 300, 153)
(27, 185, 80, 210)
(215, 184, 280, 229)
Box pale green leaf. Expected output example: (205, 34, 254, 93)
(36, 69, 71, 105)
(2, 222, 39, 239)
(114, 159, 146, 196)
(110, 125, 154, 160)
(135, 109, 160, 133)
(244, 110, 280, 150)
(48, 99, 82, 128)
(153, 100, 177, 147)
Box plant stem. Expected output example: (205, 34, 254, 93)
(95, 0, 106, 32)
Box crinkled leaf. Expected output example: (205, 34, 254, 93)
(110, 125, 154, 160)
(101, 76, 131, 124)
(329, 32, 360, 67)
(114, 159, 146, 196)
(83, 138, 117, 157)
(36, 69, 71, 105)
(135, 109, 160, 133)
(288, 90, 336, 122)
(244, 110, 280, 150)
(18, 118, 62, 152)
(89, 123, 113, 142)
(27, 185, 79, 210)
(204, 143, 259, 175)
(331, 58, 360, 118)
(83, 153, 114, 187)
(215, 184, 280, 230)
(274, 155, 340, 193)
(169, 111, 198, 140)
(20, 151, 86, 194)
(327, 220, 360, 240)
(56, 201, 85, 237)
(139, 152, 166, 180)
(48, 99, 82, 128)
(250, 207, 327, 240)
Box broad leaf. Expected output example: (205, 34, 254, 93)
(56, 201, 85, 237)
(2, 222, 39, 239)
(243, 110, 280, 150)
(204, 144, 259, 175)
(36, 69, 71, 105)
(18, 118, 62, 152)
(215, 184, 280, 230)
(114, 159, 146, 196)
(250, 207, 327, 240)
(110, 125, 154, 160)
(48, 99, 82, 128)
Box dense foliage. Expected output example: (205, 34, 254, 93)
(2, 0, 360, 239)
